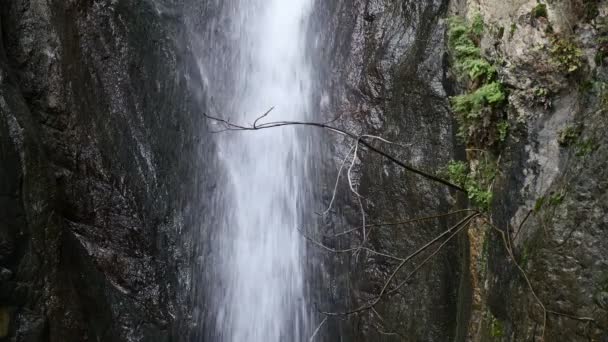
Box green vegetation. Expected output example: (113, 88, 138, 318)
(442, 160, 468, 187)
(497, 121, 509, 142)
(534, 87, 549, 98)
(451, 82, 506, 139)
(471, 13, 485, 38)
(531, 4, 548, 19)
(558, 125, 581, 146)
(452, 83, 506, 117)
(448, 15, 496, 83)
(584, 0, 600, 22)
(489, 314, 504, 338)
(576, 138, 599, 157)
(550, 36, 584, 73)
(448, 14, 507, 145)
(558, 125, 598, 157)
(509, 23, 517, 39)
(441, 159, 495, 211)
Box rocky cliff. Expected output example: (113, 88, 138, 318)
(309, 1, 466, 341)
(0, 1, 215, 340)
(1, 0, 607, 341)
(308, 0, 608, 341)
(448, 0, 608, 341)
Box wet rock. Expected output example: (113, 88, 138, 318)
(310, 1, 464, 340)
(0, 268, 11, 281)
(0, 1, 217, 340)
(451, 1, 608, 340)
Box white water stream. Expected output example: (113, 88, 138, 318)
(209, 1, 314, 341)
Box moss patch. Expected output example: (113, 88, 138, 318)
(440, 158, 497, 211)
(448, 14, 507, 146)
(531, 4, 548, 19)
(550, 36, 584, 73)
(488, 312, 504, 338)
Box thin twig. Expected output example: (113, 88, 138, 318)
(387, 216, 474, 296)
(309, 316, 328, 342)
(320, 143, 357, 216)
(252, 106, 274, 128)
(202, 112, 465, 192)
(321, 213, 479, 316)
(325, 209, 477, 238)
(298, 228, 404, 262)
(513, 209, 533, 242)
(485, 218, 547, 341)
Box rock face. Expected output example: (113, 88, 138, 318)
(2, 0, 607, 341)
(308, 1, 468, 341)
(449, 0, 608, 341)
(0, 1, 215, 341)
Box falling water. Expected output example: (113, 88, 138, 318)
(199, 1, 315, 341)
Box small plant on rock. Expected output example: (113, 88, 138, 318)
(550, 36, 584, 73)
(440, 159, 496, 211)
(531, 3, 548, 19)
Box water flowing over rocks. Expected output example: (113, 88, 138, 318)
(1, 0, 607, 341)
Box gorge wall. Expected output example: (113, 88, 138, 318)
(0, 0, 607, 341)
(448, 0, 608, 341)
(0, 1, 215, 340)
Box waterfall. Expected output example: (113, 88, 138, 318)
(197, 1, 315, 341)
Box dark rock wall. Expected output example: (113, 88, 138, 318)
(0, 1, 215, 341)
(309, 1, 466, 341)
(2, 0, 606, 341)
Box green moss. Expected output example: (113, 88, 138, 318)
(452, 82, 506, 119)
(509, 23, 517, 39)
(470, 13, 485, 38)
(575, 138, 599, 157)
(440, 158, 496, 211)
(489, 314, 504, 337)
(448, 16, 496, 83)
(440, 160, 469, 187)
(584, 0, 600, 22)
(559, 124, 599, 157)
(558, 125, 581, 146)
(531, 3, 548, 19)
(497, 121, 509, 142)
(550, 36, 584, 73)
(548, 190, 566, 206)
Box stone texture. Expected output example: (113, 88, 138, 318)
(0, 1, 217, 340)
(308, 1, 467, 341)
(450, 0, 608, 341)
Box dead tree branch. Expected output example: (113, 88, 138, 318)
(203, 111, 465, 192)
(320, 213, 480, 316)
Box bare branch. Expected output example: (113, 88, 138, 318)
(298, 228, 404, 262)
(325, 209, 477, 238)
(253, 106, 275, 128)
(320, 213, 480, 316)
(320, 143, 357, 216)
(202, 112, 466, 192)
(387, 216, 473, 296)
(482, 217, 595, 340)
(309, 316, 328, 342)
